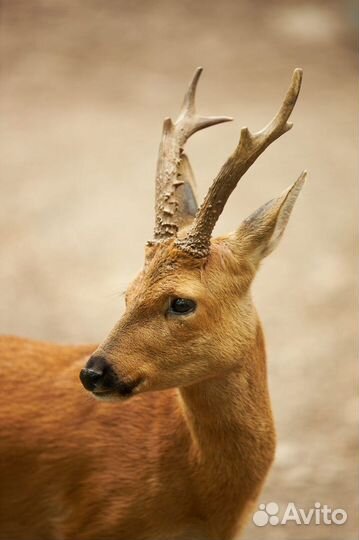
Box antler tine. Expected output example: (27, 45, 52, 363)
(178, 66, 202, 117)
(177, 67, 232, 135)
(176, 68, 303, 258)
(153, 68, 232, 242)
(258, 67, 302, 139)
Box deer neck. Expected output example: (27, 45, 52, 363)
(178, 322, 275, 496)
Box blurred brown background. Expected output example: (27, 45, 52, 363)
(0, 1, 357, 538)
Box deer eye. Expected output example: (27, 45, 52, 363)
(169, 298, 196, 316)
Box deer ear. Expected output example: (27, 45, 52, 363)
(234, 171, 306, 265)
(176, 154, 199, 227)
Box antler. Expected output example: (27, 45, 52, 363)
(153, 67, 232, 242)
(175, 68, 303, 258)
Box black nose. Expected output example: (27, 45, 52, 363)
(79, 355, 116, 393)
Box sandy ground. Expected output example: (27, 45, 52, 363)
(0, 1, 357, 538)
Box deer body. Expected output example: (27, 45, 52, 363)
(0, 68, 305, 539)
(0, 320, 273, 540)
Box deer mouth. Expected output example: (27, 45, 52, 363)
(92, 389, 122, 401)
(92, 377, 143, 400)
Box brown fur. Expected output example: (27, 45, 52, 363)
(0, 176, 305, 539)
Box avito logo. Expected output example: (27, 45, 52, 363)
(253, 502, 347, 527)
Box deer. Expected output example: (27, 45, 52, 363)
(0, 67, 305, 540)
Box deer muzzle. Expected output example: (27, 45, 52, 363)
(80, 354, 140, 398)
